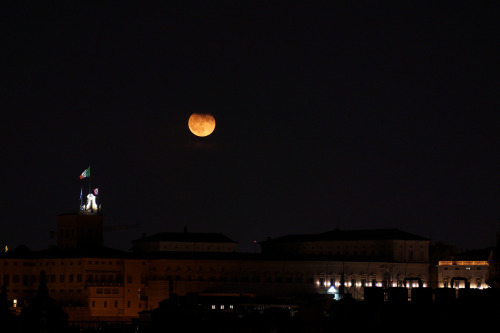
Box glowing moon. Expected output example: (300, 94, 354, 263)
(188, 113, 216, 137)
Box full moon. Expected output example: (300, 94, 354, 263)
(188, 113, 216, 137)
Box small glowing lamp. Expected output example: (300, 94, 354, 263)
(327, 286, 337, 294)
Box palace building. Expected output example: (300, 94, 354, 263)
(0, 188, 458, 323)
(1, 224, 433, 322)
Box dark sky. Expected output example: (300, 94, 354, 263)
(1, 2, 499, 253)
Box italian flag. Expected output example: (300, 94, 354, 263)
(79, 167, 90, 179)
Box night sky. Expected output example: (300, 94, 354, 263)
(1, 2, 499, 253)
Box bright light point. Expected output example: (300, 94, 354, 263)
(327, 286, 337, 294)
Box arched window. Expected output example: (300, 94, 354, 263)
(383, 272, 392, 288)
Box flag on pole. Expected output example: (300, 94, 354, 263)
(79, 166, 90, 179)
(94, 188, 99, 195)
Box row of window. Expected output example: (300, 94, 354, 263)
(300, 243, 424, 249)
(2, 260, 123, 266)
(91, 300, 143, 309)
(150, 274, 335, 284)
(149, 272, 404, 282)
(316, 276, 418, 288)
(442, 267, 485, 270)
(160, 245, 232, 250)
(59, 228, 100, 238)
(51, 289, 83, 293)
(4, 288, 83, 293)
(441, 278, 485, 289)
(1, 274, 127, 285)
(2, 272, 425, 286)
(95, 288, 120, 294)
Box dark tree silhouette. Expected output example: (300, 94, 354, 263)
(19, 270, 68, 333)
(0, 284, 20, 332)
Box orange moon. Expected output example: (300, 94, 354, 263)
(188, 113, 216, 137)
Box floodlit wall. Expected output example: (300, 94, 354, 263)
(0, 255, 432, 321)
(437, 260, 489, 289)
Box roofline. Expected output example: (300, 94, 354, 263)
(260, 228, 429, 244)
(131, 231, 238, 244)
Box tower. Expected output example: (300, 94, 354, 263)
(57, 212, 103, 250)
(57, 177, 103, 250)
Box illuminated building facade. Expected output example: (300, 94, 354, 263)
(485, 232, 500, 288)
(437, 260, 489, 289)
(0, 226, 434, 322)
(260, 229, 430, 263)
(0, 194, 433, 322)
(0, 250, 151, 320)
(436, 247, 492, 290)
(0, 247, 431, 321)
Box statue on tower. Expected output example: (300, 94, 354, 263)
(85, 193, 98, 212)
(81, 192, 100, 214)
(78, 166, 101, 214)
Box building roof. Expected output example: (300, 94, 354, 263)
(132, 231, 238, 244)
(0, 244, 263, 260)
(451, 248, 493, 261)
(260, 228, 429, 244)
(0, 245, 131, 259)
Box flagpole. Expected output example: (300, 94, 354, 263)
(88, 165, 91, 195)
